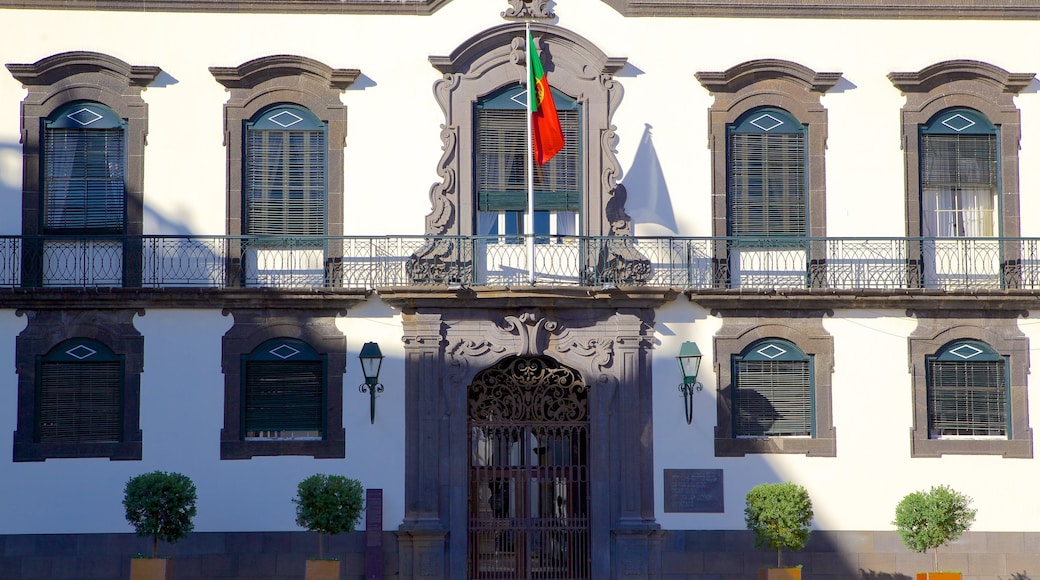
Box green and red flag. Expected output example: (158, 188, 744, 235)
(528, 33, 565, 165)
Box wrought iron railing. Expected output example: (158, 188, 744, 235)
(3, 234, 1040, 292)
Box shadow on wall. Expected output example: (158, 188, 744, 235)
(0, 142, 22, 233)
(621, 123, 678, 234)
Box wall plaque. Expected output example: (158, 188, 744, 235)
(663, 469, 724, 513)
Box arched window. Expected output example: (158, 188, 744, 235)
(727, 107, 807, 238)
(733, 338, 813, 437)
(244, 104, 328, 237)
(43, 102, 127, 234)
(920, 108, 998, 238)
(927, 340, 1007, 438)
(37, 338, 124, 443)
(243, 337, 326, 441)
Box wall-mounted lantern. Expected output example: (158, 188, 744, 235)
(677, 341, 703, 425)
(358, 342, 384, 424)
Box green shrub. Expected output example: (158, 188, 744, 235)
(744, 482, 814, 568)
(293, 474, 365, 559)
(893, 485, 976, 572)
(123, 471, 198, 558)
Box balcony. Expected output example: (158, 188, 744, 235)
(1, 235, 1038, 294)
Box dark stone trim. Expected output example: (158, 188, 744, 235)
(0, 287, 370, 311)
(603, 0, 1040, 19)
(210, 54, 359, 282)
(687, 287, 1040, 313)
(890, 60, 1034, 251)
(13, 310, 143, 462)
(5, 51, 162, 287)
(220, 310, 346, 459)
(908, 312, 1032, 458)
(0, 0, 451, 13)
(377, 285, 679, 310)
(711, 313, 836, 457)
(696, 60, 841, 286)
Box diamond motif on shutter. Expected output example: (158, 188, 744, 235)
(65, 344, 98, 360)
(755, 343, 788, 359)
(750, 113, 784, 132)
(949, 343, 984, 359)
(269, 344, 301, 359)
(65, 107, 104, 127)
(941, 113, 976, 132)
(267, 110, 304, 128)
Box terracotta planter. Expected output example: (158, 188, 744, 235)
(130, 558, 171, 580)
(916, 574, 961, 580)
(759, 568, 801, 580)
(305, 559, 341, 580)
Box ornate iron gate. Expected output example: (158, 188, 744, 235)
(468, 356, 590, 580)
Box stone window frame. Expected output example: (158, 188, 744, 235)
(6, 51, 161, 287)
(889, 61, 1033, 240)
(424, 22, 629, 239)
(908, 313, 1032, 458)
(13, 310, 144, 462)
(220, 310, 346, 459)
(712, 314, 836, 457)
(210, 55, 359, 240)
(696, 60, 841, 285)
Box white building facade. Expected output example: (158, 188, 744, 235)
(0, 0, 1039, 578)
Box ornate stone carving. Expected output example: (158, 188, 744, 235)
(557, 337, 614, 370)
(499, 312, 558, 356)
(502, 0, 554, 19)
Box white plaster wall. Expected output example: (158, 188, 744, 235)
(1, 0, 1040, 536)
(0, 1, 1038, 240)
(653, 302, 1040, 533)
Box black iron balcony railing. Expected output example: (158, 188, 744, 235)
(3, 234, 1040, 291)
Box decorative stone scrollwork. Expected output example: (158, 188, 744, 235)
(557, 337, 614, 370)
(469, 356, 587, 422)
(500, 313, 558, 356)
(502, 0, 554, 19)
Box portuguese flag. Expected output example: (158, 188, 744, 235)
(528, 32, 565, 165)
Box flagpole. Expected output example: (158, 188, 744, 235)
(525, 20, 536, 285)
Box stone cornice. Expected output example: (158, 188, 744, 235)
(0, 0, 452, 14)
(0, 288, 370, 312)
(377, 285, 679, 310)
(687, 288, 1040, 316)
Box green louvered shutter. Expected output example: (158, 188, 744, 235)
(727, 108, 807, 237)
(927, 340, 1008, 437)
(733, 339, 813, 437)
(37, 338, 123, 443)
(475, 84, 580, 213)
(243, 338, 325, 437)
(245, 105, 327, 237)
(43, 103, 126, 233)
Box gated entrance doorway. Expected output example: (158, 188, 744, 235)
(467, 355, 590, 579)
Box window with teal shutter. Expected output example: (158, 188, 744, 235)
(733, 339, 813, 437)
(474, 83, 580, 237)
(245, 105, 327, 237)
(243, 338, 325, 440)
(43, 102, 126, 233)
(37, 338, 123, 443)
(726, 107, 807, 237)
(920, 108, 998, 237)
(927, 340, 1008, 437)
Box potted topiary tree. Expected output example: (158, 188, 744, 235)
(893, 484, 977, 580)
(293, 473, 365, 580)
(744, 482, 814, 580)
(123, 470, 198, 580)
